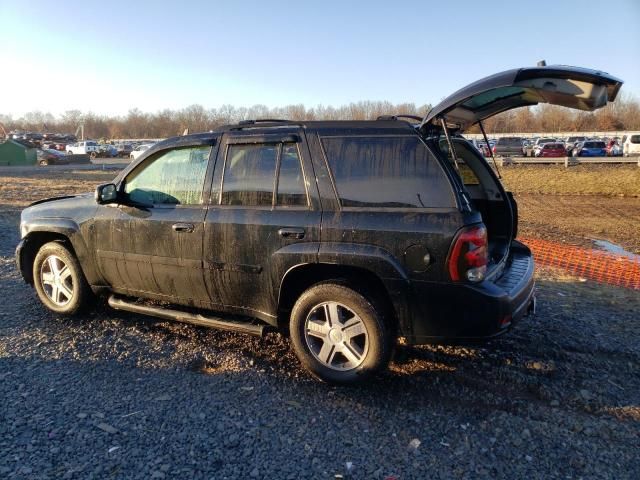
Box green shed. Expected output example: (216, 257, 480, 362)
(0, 140, 37, 166)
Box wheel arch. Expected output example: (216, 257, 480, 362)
(19, 221, 99, 286)
(277, 263, 411, 338)
(19, 231, 77, 285)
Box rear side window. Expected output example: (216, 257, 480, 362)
(277, 144, 307, 206)
(221, 142, 308, 207)
(321, 136, 454, 208)
(630, 135, 640, 144)
(222, 144, 277, 206)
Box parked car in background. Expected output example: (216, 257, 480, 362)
(36, 148, 69, 166)
(605, 140, 622, 156)
(492, 137, 524, 156)
(565, 136, 587, 154)
(468, 139, 490, 157)
(98, 144, 118, 158)
(67, 141, 100, 158)
(54, 143, 69, 152)
(527, 137, 557, 157)
(534, 142, 566, 157)
(129, 143, 154, 160)
(115, 143, 133, 157)
(622, 133, 640, 157)
(572, 140, 607, 157)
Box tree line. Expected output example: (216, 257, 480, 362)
(2, 96, 639, 140)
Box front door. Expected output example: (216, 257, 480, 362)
(93, 144, 214, 306)
(203, 131, 321, 321)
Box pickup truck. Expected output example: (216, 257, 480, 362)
(66, 141, 100, 158)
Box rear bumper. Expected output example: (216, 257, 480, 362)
(406, 240, 535, 344)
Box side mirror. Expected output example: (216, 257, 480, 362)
(95, 183, 118, 204)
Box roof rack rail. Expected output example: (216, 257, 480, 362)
(376, 115, 423, 122)
(237, 119, 290, 125)
(230, 119, 304, 131)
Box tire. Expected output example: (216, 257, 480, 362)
(289, 282, 393, 384)
(39, 159, 49, 166)
(33, 242, 92, 316)
(90, 151, 97, 160)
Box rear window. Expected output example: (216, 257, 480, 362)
(584, 141, 605, 148)
(497, 137, 523, 146)
(544, 143, 563, 149)
(321, 136, 455, 209)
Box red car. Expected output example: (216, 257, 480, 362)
(536, 142, 566, 157)
(605, 139, 622, 156)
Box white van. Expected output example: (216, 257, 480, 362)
(622, 133, 640, 156)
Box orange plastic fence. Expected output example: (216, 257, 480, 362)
(520, 237, 640, 290)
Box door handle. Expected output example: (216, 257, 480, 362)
(278, 227, 305, 239)
(172, 222, 195, 233)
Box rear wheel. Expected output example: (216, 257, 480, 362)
(90, 151, 97, 160)
(289, 282, 392, 384)
(39, 159, 49, 166)
(33, 242, 92, 315)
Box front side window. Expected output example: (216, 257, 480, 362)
(124, 146, 211, 205)
(322, 136, 455, 208)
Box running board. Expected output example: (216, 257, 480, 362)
(108, 295, 266, 337)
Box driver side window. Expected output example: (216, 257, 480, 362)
(124, 146, 211, 205)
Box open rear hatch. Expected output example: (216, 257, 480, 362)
(421, 64, 623, 277)
(420, 64, 623, 131)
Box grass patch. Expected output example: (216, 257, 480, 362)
(498, 164, 640, 196)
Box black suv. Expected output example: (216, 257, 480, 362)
(16, 65, 622, 383)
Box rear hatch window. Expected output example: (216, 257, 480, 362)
(584, 141, 606, 148)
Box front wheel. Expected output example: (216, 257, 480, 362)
(289, 282, 393, 384)
(33, 242, 92, 315)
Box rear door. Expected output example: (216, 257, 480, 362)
(202, 130, 321, 321)
(421, 65, 623, 131)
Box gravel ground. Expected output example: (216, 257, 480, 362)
(1, 170, 639, 479)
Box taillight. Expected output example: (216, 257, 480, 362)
(448, 225, 489, 282)
(492, 146, 496, 153)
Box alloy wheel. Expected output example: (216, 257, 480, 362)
(304, 301, 369, 371)
(40, 255, 74, 306)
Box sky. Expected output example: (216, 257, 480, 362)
(1, 0, 639, 117)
